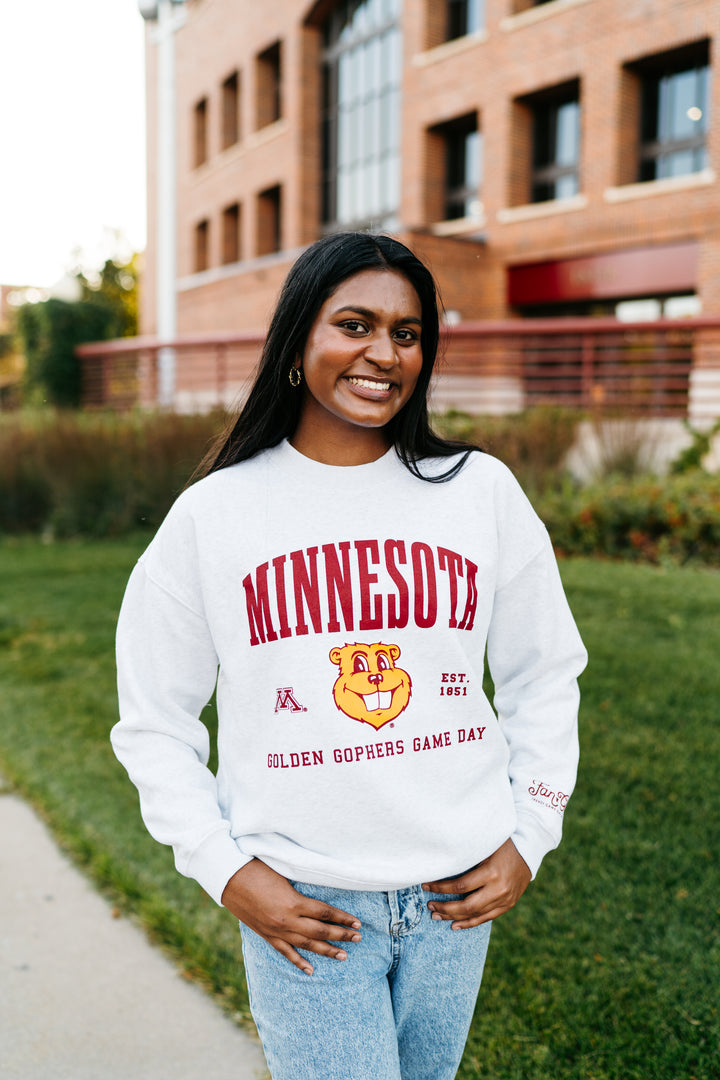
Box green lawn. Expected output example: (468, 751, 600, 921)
(0, 537, 717, 1079)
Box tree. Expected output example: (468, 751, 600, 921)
(17, 299, 118, 407)
(16, 253, 141, 407)
(76, 252, 140, 339)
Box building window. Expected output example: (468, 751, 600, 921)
(194, 220, 210, 272)
(616, 295, 701, 321)
(447, 0, 484, 40)
(445, 117, 482, 219)
(636, 44, 710, 182)
(193, 97, 208, 168)
(530, 83, 580, 202)
(222, 203, 241, 264)
(427, 114, 482, 221)
(256, 42, 282, 129)
(257, 186, 282, 255)
(321, 0, 402, 231)
(221, 71, 240, 149)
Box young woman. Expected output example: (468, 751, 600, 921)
(113, 232, 586, 1080)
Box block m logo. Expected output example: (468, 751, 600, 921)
(274, 687, 305, 713)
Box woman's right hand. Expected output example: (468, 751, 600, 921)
(221, 859, 362, 975)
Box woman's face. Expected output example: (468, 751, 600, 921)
(290, 269, 424, 465)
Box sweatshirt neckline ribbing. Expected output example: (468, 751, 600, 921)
(274, 438, 398, 478)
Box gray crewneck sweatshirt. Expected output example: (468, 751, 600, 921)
(113, 441, 586, 905)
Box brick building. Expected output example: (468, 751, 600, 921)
(130, 0, 720, 419)
(141, 0, 718, 333)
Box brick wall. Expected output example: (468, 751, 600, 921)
(141, 0, 719, 339)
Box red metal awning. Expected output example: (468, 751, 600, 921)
(508, 242, 698, 306)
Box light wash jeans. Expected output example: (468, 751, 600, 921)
(240, 881, 492, 1080)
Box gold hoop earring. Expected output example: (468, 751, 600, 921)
(289, 366, 303, 388)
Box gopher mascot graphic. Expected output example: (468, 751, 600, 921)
(329, 643, 412, 731)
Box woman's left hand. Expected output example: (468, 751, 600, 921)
(421, 838, 532, 929)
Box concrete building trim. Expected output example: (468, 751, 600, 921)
(177, 246, 304, 292)
(412, 30, 489, 68)
(429, 212, 488, 237)
(604, 168, 717, 203)
(497, 194, 588, 224)
(499, 0, 597, 33)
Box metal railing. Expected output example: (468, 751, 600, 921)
(77, 331, 264, 411)
(76, 316, 720, 418)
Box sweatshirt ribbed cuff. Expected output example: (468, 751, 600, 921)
(511, 812, 560, 881)
(184, 829, 254, 906)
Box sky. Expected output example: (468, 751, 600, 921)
(0, 0, 147, 289)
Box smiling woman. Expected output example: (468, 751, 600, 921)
(291, 268, 424, 463)
(194, 231, 474, 482)
(111, 232, 587, 1080)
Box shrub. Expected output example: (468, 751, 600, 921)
(434, 407, 581, 494)
(2, 408, 577, 537)
(3, 408, 720, 565)
(0, 423, 53, 531)
(0, 410, 222, 537)
(539, 472, 720, 565)
(669, 418, 720, 475)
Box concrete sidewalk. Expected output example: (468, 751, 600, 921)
(0, 785, 268, 1080)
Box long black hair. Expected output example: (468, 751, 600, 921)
(197, 232, 479, 482)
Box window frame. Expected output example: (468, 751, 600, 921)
(625, 40, 711, 185)
(446, 0, 484, 41)
(428, 112, 482, 221)
(320, 0, 402, 233)
(639, 62, 710, 182)
(221, 203, 241, 265)
(194, 219, 210, 273)
(221, 71, 241, 150)
(193, 97, 209, 169)
(257, 185, 282, 256)
(256, 41, 282, 130)
(529, 83, 581, 203)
